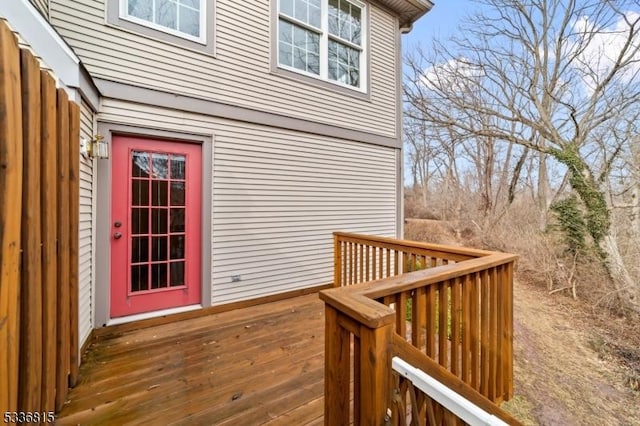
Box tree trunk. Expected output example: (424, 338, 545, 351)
(630, 141, 640, 242)
(600, 233, 640, 316)
(537, 152, 551, 230)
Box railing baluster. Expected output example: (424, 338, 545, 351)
(496, 264, 505, 401)
(359, 244, 364, 284)
(396, 292, 407, 338)
(480, 269, 490, 396)
(350, 242, 356, 285)
(470, 271, 480, 390)
(334, 235, 341, 287)
(426, 285, 436, 358)
(371, 245, 377, 280)
(451, 276, 461, 378)
(505, 261, 514, 399)
(379, 247, 383, 278)
(386, 248, 391, 278)
(365, 245, 370, 282)
(394, 250, 399, 276)
(489, 267, 498, 401)
(341, 240, 347, 287)
(438, 280, 449, 368)
(412, 287, 426, 349)
(461, 273, 471, 384)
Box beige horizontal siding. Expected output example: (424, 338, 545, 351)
(49, 0, 398, 138)
(29, 0, 49, 18)
(78, 99, 94, 345)
(99, 99, 398, 305)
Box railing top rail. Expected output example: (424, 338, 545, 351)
(321, 252, 518, 328)
(334, 231, 496, 259)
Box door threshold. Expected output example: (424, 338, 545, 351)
(108, 304, 202, 326)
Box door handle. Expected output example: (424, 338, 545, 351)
(114, 232, 122, 239)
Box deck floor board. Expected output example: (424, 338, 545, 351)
(57, 294, 326, 425)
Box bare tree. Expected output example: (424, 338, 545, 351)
(404, 0, 640, 314)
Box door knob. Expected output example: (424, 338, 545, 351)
(114, 232, 122, 239)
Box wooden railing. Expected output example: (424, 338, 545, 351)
(333, 232, 494, 287)
(322, 233, 519, 425)
(0, 20, 80, 415)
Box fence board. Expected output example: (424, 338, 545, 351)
(40, 70, 58, 412)
(69, 103, 80, 387)
(1, 19, 81, 415)
(0, 22, 24, 414)
(55, 88, 71, 412)
(18, 48, 43, 413)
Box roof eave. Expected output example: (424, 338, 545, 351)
(400, 0, 434, 30)
(377, 0, 434, 30)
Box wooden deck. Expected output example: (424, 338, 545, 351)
(57, 294, 326, 425)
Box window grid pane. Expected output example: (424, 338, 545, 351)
(329, 39, 360, 87)
(328, 0, 362, 45)
(279, 19, 320, 75)
(278, 0, 364, 88)
(127, 0, 202, 38)
(281, 0, 321, 28)
(129, 149, 190, 293)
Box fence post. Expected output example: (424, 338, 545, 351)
(359, 321, 393, 426)
(333, 233, 341, 287)
(324, 305, 350, 425)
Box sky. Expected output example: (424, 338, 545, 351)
(402, 0, 477, 54)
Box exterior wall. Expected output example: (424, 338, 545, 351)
(29, 0, 48, 19)
(79, 99, 95, 344)
(98, 99, 398, 305)
(49, 0, 399, 138)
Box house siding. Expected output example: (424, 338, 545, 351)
(49, 0, 398, 138)
(29, 0, 48, 19)
(99, 99, 398, 304)
(79, 99, 95, 345)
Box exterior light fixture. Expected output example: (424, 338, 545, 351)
(81, 135, 109, 159)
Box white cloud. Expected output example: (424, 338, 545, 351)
(421, 57, 482, 93)
(571, 11, 640, 91)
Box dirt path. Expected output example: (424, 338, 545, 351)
(504, 280, 640, 425)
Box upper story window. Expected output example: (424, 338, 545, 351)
(120, 0, 206, 42)
(108, 0, 214, 54)
(277, 0, 366, 91)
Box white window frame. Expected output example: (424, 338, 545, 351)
(276, 0, 368, 92)
(119, 0, 208, 44)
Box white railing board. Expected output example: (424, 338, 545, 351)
(392, 357, 509, 426)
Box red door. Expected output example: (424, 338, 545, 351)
(110, 136, 202, 318)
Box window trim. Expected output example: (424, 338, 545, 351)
(274, 0, 369, 94)
(106, 0, 216, 56)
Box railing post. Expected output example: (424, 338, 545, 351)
(325, 305, 350, 425)
(333, 233, 341, 287)
(359, 321, 393, 426)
